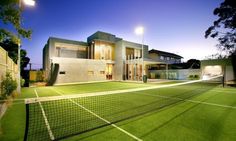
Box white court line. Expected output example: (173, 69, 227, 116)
(140, 92, 236, 109)
(34, 89, 55, 140)
(52, 88, 142, 141)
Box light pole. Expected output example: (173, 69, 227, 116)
(135, 26, 144, 82)
(17, 0, 35, 94)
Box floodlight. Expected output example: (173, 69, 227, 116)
(23, 0, 35, 6)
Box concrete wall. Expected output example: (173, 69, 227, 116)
(51, 57, 113, 84)
(43, 37, 89, 81)
(149, 69, 201, 80)
(114, 40, 124, 80)
(225, 66, 234, 82)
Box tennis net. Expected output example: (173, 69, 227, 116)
(24, 75, 223, 141)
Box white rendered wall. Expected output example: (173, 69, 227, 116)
(51, 57, 114, 84)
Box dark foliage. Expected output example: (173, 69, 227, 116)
(0, 39, 30, 71)
(205, 0, 236, 55)
(0, 0, 32, 43)
(170, 59, 200, 69)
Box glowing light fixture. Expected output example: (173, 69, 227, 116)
(23, 0, 35, 6)
(135, 26, 144, 35)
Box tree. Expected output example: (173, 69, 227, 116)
(205, 0, 236, 81)
(205, 0, 236, 55)
(0, 0, 32, 43)
(186, 59, 200, 69)
(0, 39, 30, 71)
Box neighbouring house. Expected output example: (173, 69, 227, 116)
(149, 49, 182, 64)
(43, 31, 183, 84)
(148, 49, 183, 71)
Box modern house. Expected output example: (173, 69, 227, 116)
(43, 31, 182, 84)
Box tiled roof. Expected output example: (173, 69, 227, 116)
(149, 49, 183, 58)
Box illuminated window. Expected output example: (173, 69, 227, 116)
(94, 41, 114, 60)
(100, 45, 105, 59)
(134, 49, 141, 58)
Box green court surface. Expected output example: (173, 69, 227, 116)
(1, 81, 236, 141)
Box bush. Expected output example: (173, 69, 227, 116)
(194, 75, 200, 79)
(1, 72, 17, 99)
(188, 74, 199, 80)
(188, 75, 194, 80)
(21, 77, 25, 87)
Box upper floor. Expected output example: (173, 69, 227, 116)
(149, 49, 183, 64)
(43, 31, 149, 62)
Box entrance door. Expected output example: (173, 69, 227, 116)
(106, 64, 113, 80)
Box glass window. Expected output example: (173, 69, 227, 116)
(160, 56, 164, 60)
(95, 44, 113, 60)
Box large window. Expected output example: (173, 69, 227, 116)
(94, 41, 113, 60)
(134, 49, 141, 59)
(126, 48, 134, 60)
(126, 48, 141, 60)
(55, 43, 87, 59)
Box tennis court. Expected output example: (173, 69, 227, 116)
(1, 79, 236, 141)
(22, 77, 236, 141)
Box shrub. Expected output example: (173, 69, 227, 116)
(21, 77, 25, 87)
(194, 75, 200, 79)
(188, 74, 200, 80)
(188, 75, 194, 80)
(1, 72, 17, 99)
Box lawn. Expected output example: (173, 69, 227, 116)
(1, 81, 236, 141)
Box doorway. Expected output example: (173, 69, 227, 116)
(106, 64, 113, 80)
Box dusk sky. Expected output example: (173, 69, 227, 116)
(19, 0, 223, 68)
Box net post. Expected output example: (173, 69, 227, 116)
(24, 103, 29, 141)
(223, 65, 226, 88)
(222, 74, 225, 88)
